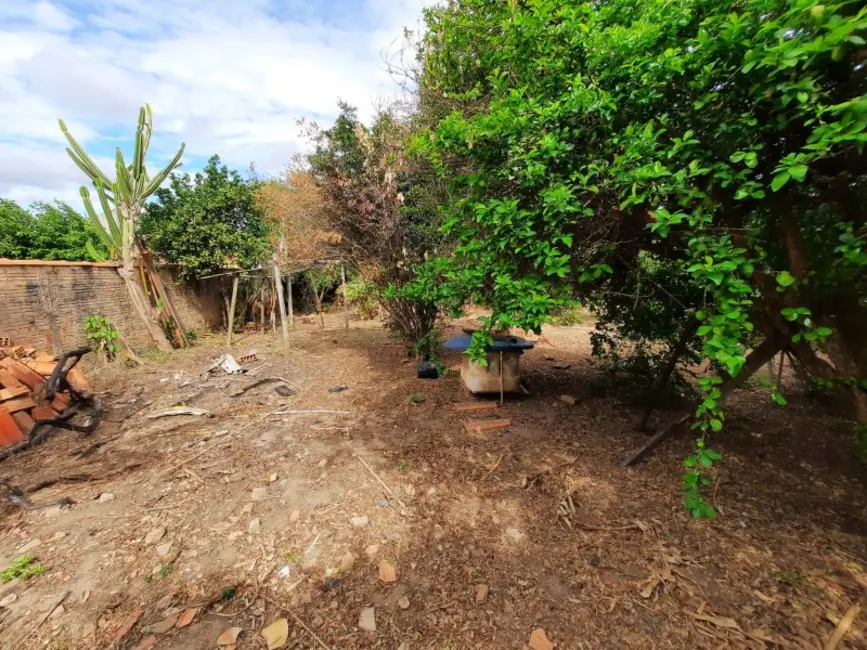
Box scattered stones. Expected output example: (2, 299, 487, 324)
(175, 608, 199, 628)
(155, 593, 175, 610)
(398, 596, 410, 610)
(248, 518, 261, 535)
(289, 510, 300, 523)
(378, 560, 397, 583)
(98, 492, 116, 503)
(0, 593, 18, 607)
(145, 527, 166, 545)
(476, 584, 489, 604)
(506, 528, 525, 542)
(365, 544, 380, 557)
(134, 636, 157, 650)
(16, 538, 42, 554)
(149, 614, 179, 634)
(217, 627, 242, 645)
(559, 394, 577, 405)
(340, 552, 356, 572)
(156, 542, 173, 558)
(251, 487, 267, 501)
(529, 628, 554, 650)
(350, 516, 369, 528)
(262, 618, 288, 650)
(358, 607, 376, 632)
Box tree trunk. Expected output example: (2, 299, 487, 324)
(287, 273, 294, 328)
(636, 316, 698, 431)
(341, 263, 349, 331)
(273, 261, 289, 346)
(118, 269, 172, 352)
(226, 275, 239, 347)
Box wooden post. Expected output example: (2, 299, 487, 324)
(287, 272, 294, 328)
(273, 261, 289, 346)
(341, 263, 349, 331)
(499, 351, 504, 406)
(226, 274, 239, 348)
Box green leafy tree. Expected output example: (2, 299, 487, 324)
(141, 155, 270, 280)
(413, 0, 867, 516)
(0, 199, 107, 261)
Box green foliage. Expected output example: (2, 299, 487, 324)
(414, 0, 867, 516)
(2, 556, 45, 583)
(408, 392, 425, 404)
(221, 587, 236, 600)
(550, 306, 583, 327)
(343, 278, 380, 319)
(184, 329, 198, 342)
(140, 155, 270, 280)
(158, 564, 172, 577)
(0, 199, 108, 261)
(84, 315, 120, 361)
(60, 104, 184, 263)
(397, 459, 409, 472)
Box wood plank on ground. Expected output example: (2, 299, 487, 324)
(12, 411, 34, 435)
(454, 402, 499, 413)
(31, 405, 57, 421)
(0, 358, 46, 389)
(3, 396, 37, 413)
(0, 386, 30, 401)
(0, 407, 25, 445)
(0, 370, 23, 389)
(463, 418, 512, 433)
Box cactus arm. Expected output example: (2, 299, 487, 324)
(59, 119, 113, 186)
(132, 106, 146, 180)
(114, 148, 133, 206)
(143, 143, 185, 198)
(80, 187, 117, 252)
(95, 180, 122, 246)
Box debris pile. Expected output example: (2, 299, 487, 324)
(0, 345, 98, 450)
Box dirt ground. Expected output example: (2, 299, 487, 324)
(1, 312, 865, 650)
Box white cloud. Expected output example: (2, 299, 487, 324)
(0, 0, 428, 207)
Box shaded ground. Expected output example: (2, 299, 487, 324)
(0, 313, 865, 649)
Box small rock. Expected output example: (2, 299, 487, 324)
(145, 527, 166, 545)
(181, 549, 198, 559)
(269, 473, 278, 483)
(81, 590, 91, 603)
(350, 516, 369, 528)
(149, 614, 179, 634)
(476, 584, 489, 604)
(211, 522, 232, 533)
(248, 519, 261, 535)
(156, 542, 173, 558)
(49, 604, 65, 620)
(397, 644, 410, 650)
(312, 616, 324, 627)
(134, 636, 157, 650)
(1, 593, 18, 607)
(328, 385, 348, 393)
(262, 618, 289, 650)
(506, 528, 524, 542)
(301, 556, 317, 572)
(155, 593, 175, 610)
(376, 498, 391, 508)
(553, 362, 570, 370)
(51, 531, 67, 541)
(251, 487, 267, 501)
(358, 607, 376, 632)
(175, 607, 198, 628)
(317, 458, 328, 468)
(16, 538, 42, 554)
(559, 394, 577, 405)
(365, 544, 380, 557)
(217, 626, 242, 645)
(289, 510, 300, 523)
(227, 531, 243, 542)
(529, 628, 554, 650)
(378, 560, 397, 583)
(404, 485, 416, 497)
(398, 596, 410, 610)
(274, 385, 295, 397)
(277, 565, 291, 579)
(241, 503, 253, 514)
(98, 492, 115, 503)
(426, 487, 436, 497)
(340, 552, 356, 572)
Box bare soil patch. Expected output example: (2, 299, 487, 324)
(1, 314, 865, 649)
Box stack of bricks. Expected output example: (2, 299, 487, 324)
(0, 344, 88, 446)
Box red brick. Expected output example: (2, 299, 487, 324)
(462, 418, 512, 433)
(0, 408, 24, 446)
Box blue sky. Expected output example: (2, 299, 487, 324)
(0, 0, 427, 207)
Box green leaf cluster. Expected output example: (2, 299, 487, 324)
(0, 199, 108, 261)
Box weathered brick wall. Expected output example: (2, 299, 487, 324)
(0, 261, 222, 352)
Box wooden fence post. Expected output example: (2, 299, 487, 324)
(273, 261, 289, 346)
(226, 274, 240, 347)
(341, 262, 349, 331)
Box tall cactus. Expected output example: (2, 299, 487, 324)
(59, 104, 185, 265)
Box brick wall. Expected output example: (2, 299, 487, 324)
(0, 260, 222, 352)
